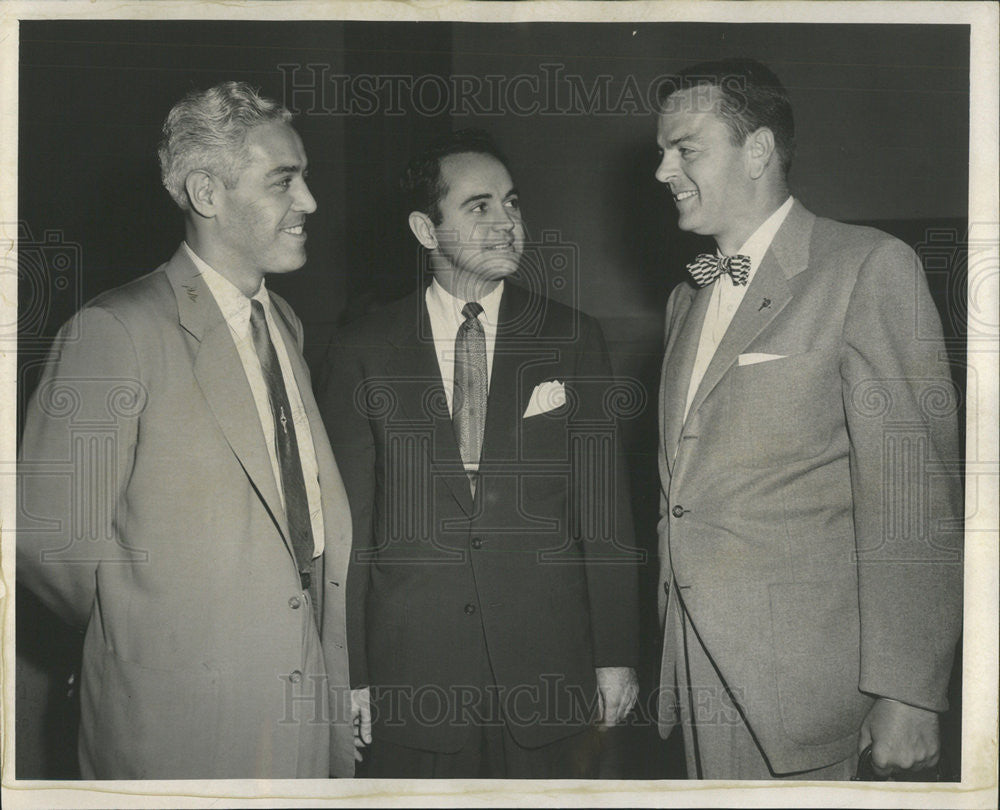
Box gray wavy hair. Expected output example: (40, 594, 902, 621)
(158, 81, 292, 210)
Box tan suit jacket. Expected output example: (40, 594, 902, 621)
(17, 246, 355, 779)
(656, 202, 963, 773)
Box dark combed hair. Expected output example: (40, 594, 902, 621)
(400, 129, 512, 224)
(658, 57, 796, 177)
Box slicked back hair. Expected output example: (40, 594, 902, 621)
(658, 57, 795, 178)
(401, 129, 512, 225)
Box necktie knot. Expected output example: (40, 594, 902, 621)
(250, 297, 266, 323)
(686, 253, 752, 287)
(462, 301, 484, 321)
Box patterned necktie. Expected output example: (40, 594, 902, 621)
(453, 302, 487, 496)
(249, 299, 314, 582)
(686, 253, 752, 287)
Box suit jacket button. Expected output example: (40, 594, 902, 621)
(464, 603, 477, 615)
(471, 537, 483, 549)
(672, 505, 685, 518)
(289, 670, 302, 684)
(288, 596, 302, 609)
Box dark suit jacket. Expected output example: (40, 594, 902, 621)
(655, 201, 963, 773)
(319, 280, 640, 753)
(17, 246, 355, 778)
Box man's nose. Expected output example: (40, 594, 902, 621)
(483, 212, 516, 236)
(294, 179, 318, 214)
(495, 212, 516, 231)
(655, 151, 677, 185)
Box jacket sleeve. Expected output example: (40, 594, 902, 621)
(17, 306, 143, 630)
(842, 237, 963, 712)
(572, 314, 642, 669)
(316, 329, 375, 688)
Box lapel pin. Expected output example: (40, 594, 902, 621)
(758, 297, 771, 312)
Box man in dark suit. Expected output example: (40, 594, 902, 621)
(319, 130, 640, 778)
(17, 82, 354, 778)
(653, 58, 963, 779)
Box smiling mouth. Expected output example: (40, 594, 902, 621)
(673, 190, 698, 202)
(281, 224, 305, 236)
(487, 242, 514, 251)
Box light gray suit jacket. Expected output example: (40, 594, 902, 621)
(17, 246, 355, 778)
(656, 202, 963, 773)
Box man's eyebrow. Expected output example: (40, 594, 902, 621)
(504, 187, 519, 199)
(669, 132, 698, 147)
(266, 164, 303, 176)
(460, 192, 492, 207)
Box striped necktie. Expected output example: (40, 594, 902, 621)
(453, 301, 487, 496)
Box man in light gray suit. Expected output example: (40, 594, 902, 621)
(18, 82, 355, 778)
(653, 58, 962, 780)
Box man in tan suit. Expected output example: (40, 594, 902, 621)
(17, 82, 355, 778)
(653, 58, 962, 779)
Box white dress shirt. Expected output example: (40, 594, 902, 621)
(184, 242, 323, 557)
(683, 196, 794, 420)
(425, 276, 504, 416)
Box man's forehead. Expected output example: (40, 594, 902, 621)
(658, 91, 722, 140)
(244, 121, 307, 166)
(660, 85, 722, 119)
(440, 152, 512, 193)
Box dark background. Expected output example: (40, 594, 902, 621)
(16, 20, 969, 779)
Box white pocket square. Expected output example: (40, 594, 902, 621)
(738, 352, 787, 366)
(523, 380, 566, 418)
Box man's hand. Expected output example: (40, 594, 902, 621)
(858, 697, 941, 776)
(595, 666, 639, 730)
(351, 687, 372, 763)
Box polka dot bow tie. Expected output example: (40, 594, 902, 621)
(686, 253, 752, 287)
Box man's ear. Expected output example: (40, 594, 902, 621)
(408, 211, 438, 250)
(745, 127, 776, 180)
(185, 170, 219, 218)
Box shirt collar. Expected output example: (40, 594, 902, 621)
(183, 241, 269, 325)
(426, 276, 504, 332)
(732, 195, 794, 273)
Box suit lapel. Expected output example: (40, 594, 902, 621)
(684, 260, 792, 420)
(660, 283, 709, 470)
(383, 290, 474, 515)
(165, 249, 291, 546)
(480, 282, 525, 471)
(684, 201, 813, 423)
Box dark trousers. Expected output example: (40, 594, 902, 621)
(368, 723, 601, 779)
(367, 616, 601, 778)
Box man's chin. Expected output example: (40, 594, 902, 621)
(476, 255, 521, 279)
(675, 213, 700, 234)
(266, 254, 309, 275)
